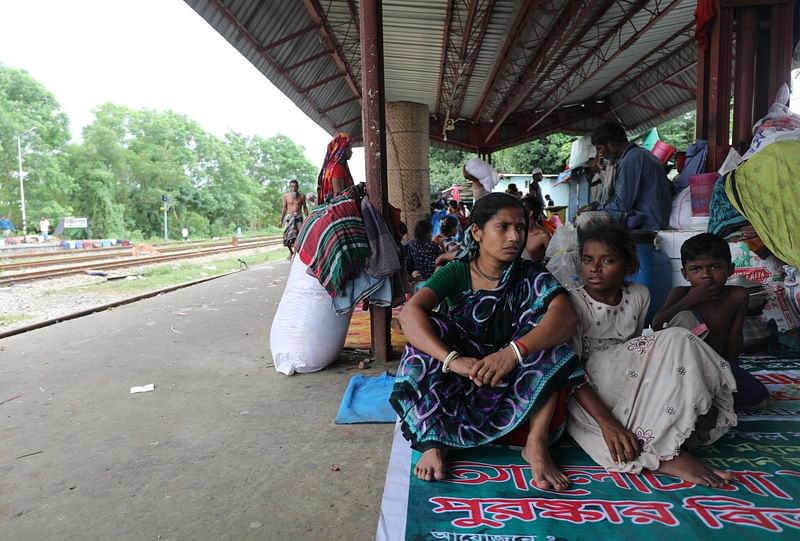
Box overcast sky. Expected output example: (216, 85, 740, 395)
(0, 0, 797, 181)
(0, 0, 366, 181)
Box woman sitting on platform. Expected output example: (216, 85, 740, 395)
(391, 193, 585, 489)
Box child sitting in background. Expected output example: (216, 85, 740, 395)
(652, 233, 769, 410)
(568, 227, 736, 487)
(446, 200, 465, 241)
(434, 215, 460, 253)
(405, 220, 441, 290)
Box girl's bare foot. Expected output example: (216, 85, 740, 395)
(415, 448, 447, 481)
(521, 438, 569, 490)
(656, 452, 734, 488)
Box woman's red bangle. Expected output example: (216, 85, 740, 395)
(514, 339, 529, 358)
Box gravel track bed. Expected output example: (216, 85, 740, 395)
(0, 244, 284, 335)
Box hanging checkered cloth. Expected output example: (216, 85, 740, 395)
(296, 193, 369, 297)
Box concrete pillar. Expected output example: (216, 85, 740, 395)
(386, 101, 430, 231)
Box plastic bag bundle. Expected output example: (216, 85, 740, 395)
(545, 222, 582, 290)
(269, 257, 353, 375)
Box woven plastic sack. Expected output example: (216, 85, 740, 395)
(269, 257, 353, 375)
(741, 84, 800, 162)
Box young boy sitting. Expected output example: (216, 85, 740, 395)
(652, 232, 769, 410)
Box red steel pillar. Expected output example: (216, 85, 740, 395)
(698, 0, 796, 171)
(732, 7, 759, 153)
(360, 0, 391, 363)
(706, 2, 733, 172)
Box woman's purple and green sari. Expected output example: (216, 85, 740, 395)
(390, 259, 585, 451)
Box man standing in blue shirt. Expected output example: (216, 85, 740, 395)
(0, 215, 15, 238)
(590, 121, 672, 230)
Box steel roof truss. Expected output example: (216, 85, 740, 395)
(484, 1, 579, 120)
(259, 24, 320, 51)
(525, 0, 682, 134)
(437, 0, 497, 122)
(483, 0, 603, 143)
(321, 95, 360, 113)
(285, 49, 335, 71)
(662, 79, 696, 94)
(609, 39, 696, 114)
(636, 96, 695, 129)
(628, 99, 662, 113)
(472, 0, 543, 122)
(335, 115, 361, 129)
(434, 0, 456, 115)
(301, 71, 345, 92)
(587, 20, 694, 101)
(302, 0, 362, 98)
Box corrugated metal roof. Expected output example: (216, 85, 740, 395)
(185, 0, 705, 150)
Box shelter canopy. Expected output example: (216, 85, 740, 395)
(186, 0, 699, 152)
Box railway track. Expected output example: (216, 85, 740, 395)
(0, 236, 280, 272)
(0, 243, 128, 261)
(0, 238, 283, 286)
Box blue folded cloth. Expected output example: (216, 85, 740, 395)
(335, 371, 397, 424)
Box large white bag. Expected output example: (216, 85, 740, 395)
(269, 257, 353, 375)
(568, 136, 596, 168)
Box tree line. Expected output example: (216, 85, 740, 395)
(1, 64, 317, 240)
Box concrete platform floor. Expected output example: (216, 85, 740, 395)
(1, 260, 396, 540)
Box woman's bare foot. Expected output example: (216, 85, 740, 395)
(415, 448, 447, 481)
(521, 438, 569, 490)
(656, 452, 734, 488)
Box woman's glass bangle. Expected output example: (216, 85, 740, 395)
(442, 351, 460, 373)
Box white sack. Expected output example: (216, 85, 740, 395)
(269, 257, 353, 375)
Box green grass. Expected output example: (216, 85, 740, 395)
(54, 249, 288, 296)
(0, 314, 31, 326)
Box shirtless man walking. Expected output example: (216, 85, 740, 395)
(279, 178, 308, 260)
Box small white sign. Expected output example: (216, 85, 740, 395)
(64, 217, 88, 228)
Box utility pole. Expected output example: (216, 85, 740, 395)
(17, 137, 27, 237)
(16, 127, 36, 237)
(161, 194, 170, 240)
